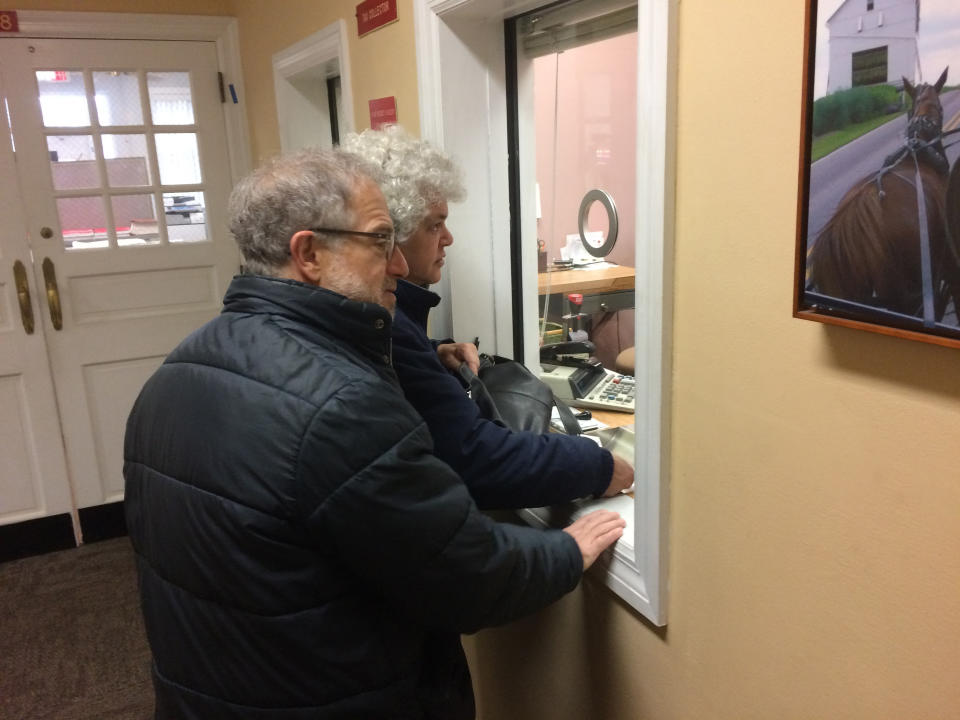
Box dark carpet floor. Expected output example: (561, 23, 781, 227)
(0, 537, 153, 719)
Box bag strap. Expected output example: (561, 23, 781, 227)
(553, 395, 583, 436)
(456, 363, 506, 426)
(458, 359, 582, 436)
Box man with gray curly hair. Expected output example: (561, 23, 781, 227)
(343, 125, 634, 512)
(124, 147, 625, 719)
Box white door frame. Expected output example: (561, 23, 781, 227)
(273, 20, 355, 153)
(413, 0, 676, 625)
(15, 10, 251, 185)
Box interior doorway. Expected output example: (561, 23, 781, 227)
(273, 21, 354, 152)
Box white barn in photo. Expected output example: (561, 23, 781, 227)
(825, 0, 919, 93)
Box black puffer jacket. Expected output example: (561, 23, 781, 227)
(124, 275, 582, 720)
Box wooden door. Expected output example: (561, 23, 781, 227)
(1, 37, 238, 511)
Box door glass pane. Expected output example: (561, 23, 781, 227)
(164, 191, 207, 244)
(147, 72, 195, 125)
(155, 133, 200, 184)
(527, 7, 637, 405)
(58, 195, 107, 249)
(36, 70, 90, 127)
(102, 134, 151, 186)
(92, 71, 144, 126)
(18, 44, 224, 260)
(47, 135, 99, 190)
(113, 194, 160, 246)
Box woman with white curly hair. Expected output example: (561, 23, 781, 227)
(342, 125, 634, 510)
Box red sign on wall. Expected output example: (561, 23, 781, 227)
(37, 70, 69, 83)
(356, 0, 397, 38)
(369, 96, 397, 130)
(0, 10, 19, 33)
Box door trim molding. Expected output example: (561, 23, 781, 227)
(13, 10, 252, 184)
(272, 20, 355, 153)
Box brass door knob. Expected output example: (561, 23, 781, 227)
(13, 260, 35, 334)
(41, 257, 62, 330)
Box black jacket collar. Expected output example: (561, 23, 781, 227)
(395, 279, 440, 332)
(223, 274, 394, 365)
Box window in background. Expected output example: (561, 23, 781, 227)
(531, 25, 638, 372)
(35, 66, 207, 249)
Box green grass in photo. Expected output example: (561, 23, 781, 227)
(811, 111, 903, 162)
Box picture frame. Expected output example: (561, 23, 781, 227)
(794, 0, 960, 349)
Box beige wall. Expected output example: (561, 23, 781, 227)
(10, 2, 959, 717)
(223, 0, 419, 163)
(466, 1, 960, 719)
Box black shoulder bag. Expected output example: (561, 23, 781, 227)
(457, 353, 581, 435)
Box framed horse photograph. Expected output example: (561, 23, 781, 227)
(794, 0, 960, 349)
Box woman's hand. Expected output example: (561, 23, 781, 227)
(437, 342, 480, 374)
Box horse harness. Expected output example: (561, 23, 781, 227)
(870, 123, 960, 328)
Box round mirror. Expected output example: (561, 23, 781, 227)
(578, 189, 618, 258)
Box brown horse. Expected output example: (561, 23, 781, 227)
(808, 68, 960, 324)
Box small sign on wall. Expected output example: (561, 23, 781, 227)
(0, 10, 19, 33)
(369, 96, 397, 130)
(356, 0, 397, 38)
(37, 71, 70, 83)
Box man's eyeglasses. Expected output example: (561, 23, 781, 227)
(310, 227, 397, 259)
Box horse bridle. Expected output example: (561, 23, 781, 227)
(905, 87, 942, 134)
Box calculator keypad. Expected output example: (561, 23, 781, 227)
(584, 373, 635, 408)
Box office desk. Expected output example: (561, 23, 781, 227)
(539, 265, 635, 333)
(538, 264, 635, 295)
(588, 408, 634, 429)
